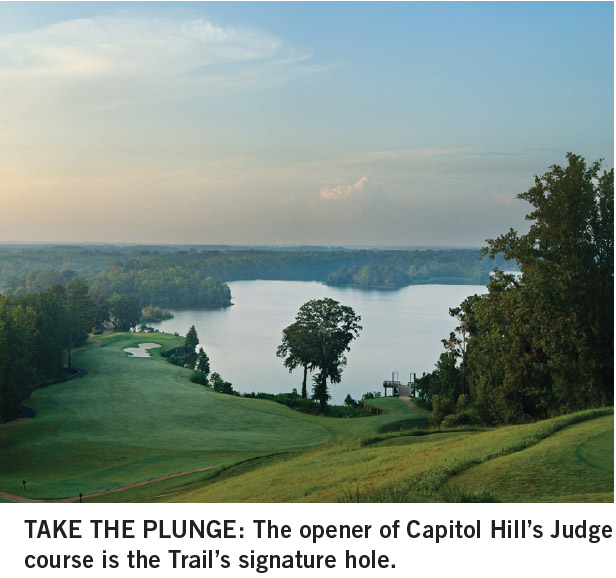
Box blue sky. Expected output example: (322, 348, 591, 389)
(0, 1, 612, 246)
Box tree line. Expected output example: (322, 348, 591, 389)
(0, 279, 99, 420)
(1, 245, 511, 297)
(326, 259, 488, 289)
(4, 267, 232, 310)
(417, 154, 613, 426)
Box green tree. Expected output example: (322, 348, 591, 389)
(210, 373, 235, 395)
(276, 321, 317, 398)
(474, 154, 614, 419)
(0, 297, 37, 419)
(441, 296, 477, 396)
(34, 285, 69, 379)
(109, 294, 141, 332)
(191, 347, 211, 386)
(195, 347, 210, 375)
(185, 325, 199, 352)
(66, 278, 98, 369)
(279, 298, 362, 412)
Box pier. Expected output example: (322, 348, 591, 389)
(383, 372, 416, 397)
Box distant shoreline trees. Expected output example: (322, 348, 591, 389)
(1, 247, 511, 305)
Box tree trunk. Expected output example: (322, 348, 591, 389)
(316, 373, 327, 413)
(67, 329, 72, 370)
(301, 365, 308, 399)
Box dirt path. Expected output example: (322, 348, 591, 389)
(399, 396, 430, 413)
(0, 465, 220, 503)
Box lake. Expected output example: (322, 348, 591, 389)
(149, 280, 488, 404)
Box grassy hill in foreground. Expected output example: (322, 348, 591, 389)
(0, 332, 425, 500)
(150, 409, 613, 503)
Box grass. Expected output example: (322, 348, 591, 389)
(1, 332, 611, 503)
(446, 414, 614, 502)
(157, 408, 613, 503)
(0, 332, 425, 500)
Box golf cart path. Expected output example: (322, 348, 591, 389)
(399, 396, 430, 413)
(0, 464, 220, 503)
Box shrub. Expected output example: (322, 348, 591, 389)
(190, 371, 210, 386)
(430, 394, 454, 428)
(167, 354, 184, 367)
(441, 409, 484, 428)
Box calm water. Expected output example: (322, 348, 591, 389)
(150, 280, 488, 404)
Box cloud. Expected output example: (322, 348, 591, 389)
(0, 16, 323, 112)
(320, 176, 380, 201)
(0, 17, 281, 77)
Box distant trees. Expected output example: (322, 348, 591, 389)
(109, 294, 141, 332)
(327, 264, 409, 288)
(278, 298, 362, 412)
(90, 268, 232, 309)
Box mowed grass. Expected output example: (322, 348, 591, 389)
(447, 414, 614, 502)
(0, 332, 425, 500)
(158, 408, 613, 503)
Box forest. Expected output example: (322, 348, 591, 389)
(0, 245, 509, 301)
(0, 278, 98, 420)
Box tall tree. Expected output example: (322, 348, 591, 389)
(185, 325, 199, 352)
(276, 321, 317, 398)
(279, 298, 362, 412)
(34, 285, 69, 379)
(195, 347, 210, 375)
(0, 297, 37, 419)
(441, 296, 476, 396)
(475, 153, 614, 419)
(66, 278, 98, 369)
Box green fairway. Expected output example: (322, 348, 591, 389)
(0, 332, 425, 501)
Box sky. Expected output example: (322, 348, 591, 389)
(0, 1, 613, 247)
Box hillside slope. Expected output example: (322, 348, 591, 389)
(158, 410, 613, 503)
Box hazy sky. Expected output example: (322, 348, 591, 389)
(0, 1, 613, 246)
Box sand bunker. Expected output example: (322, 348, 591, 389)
(123, 343, 162, 358)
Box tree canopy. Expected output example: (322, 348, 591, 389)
(278, 298, 362, 411)
(109, 294, 141, 332)
(420, 154, 614, 425)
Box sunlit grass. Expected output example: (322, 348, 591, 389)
(162, 408, 613, 503)
(447, 414, 613, 502)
